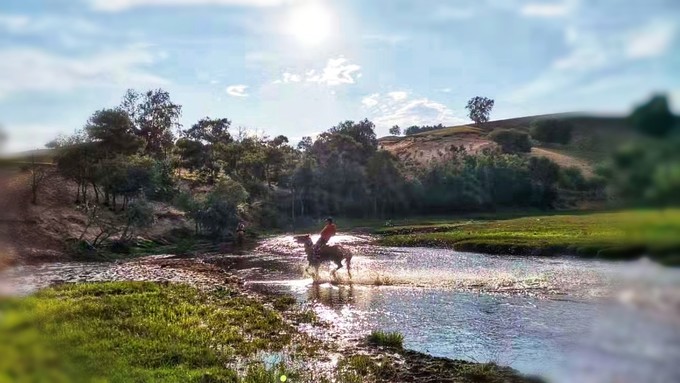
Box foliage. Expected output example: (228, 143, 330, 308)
(466, 96, 495, 126)
(120, 88, 182, 158)
(599, 137, 680, 207)
(190, 178, 248, 239)
(388, 125, 401, 136)
(404, 123, 445, 136)
(297, 136, 313, 151)
(489, 129, 532, 153)
(415, 152, 559, 211)
(530, 118, 573, 144)
(629, 94, 676, 137)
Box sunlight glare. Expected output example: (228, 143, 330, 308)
(286, 3, 332, 45)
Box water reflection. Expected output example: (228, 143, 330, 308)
(307, 283, 356, 306)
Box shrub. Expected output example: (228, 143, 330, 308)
(530, 118, 573, 144)
(488, 129, 532, 153)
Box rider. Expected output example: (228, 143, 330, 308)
(314, 217, 336, 258)
(235, 221, 246, 246)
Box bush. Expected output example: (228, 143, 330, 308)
(367, 330, 404, 349)
(488, 129, 532, 153)
(530, 119, 573, 144)
(558, 166, 588, 190)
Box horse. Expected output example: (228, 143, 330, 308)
(294, 235, 352, 279)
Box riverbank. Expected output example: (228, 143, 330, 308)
(0, 255, 540, 383)
(376, 209, 680, 265)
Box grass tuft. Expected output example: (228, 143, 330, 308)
(367, 330, 404, 349)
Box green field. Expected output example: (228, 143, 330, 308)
(377, 210, 680, 265)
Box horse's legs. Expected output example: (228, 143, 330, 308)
(346, 257, 352, 279)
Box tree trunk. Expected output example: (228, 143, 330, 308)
(92, 182, 100, 203)
(75, 183, 81, 204)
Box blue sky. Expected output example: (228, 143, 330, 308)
(1, 0, 679, 152)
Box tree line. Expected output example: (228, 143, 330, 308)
(44, 89, 676, 249)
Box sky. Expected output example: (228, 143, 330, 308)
(0, 0, 679, 152)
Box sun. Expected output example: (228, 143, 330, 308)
(286, 3, 332, 45)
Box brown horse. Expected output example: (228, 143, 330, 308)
(294, 235, 352, 279)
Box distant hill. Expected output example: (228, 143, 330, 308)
(0, 148, 56, 168)
(379, 113, 638, 175)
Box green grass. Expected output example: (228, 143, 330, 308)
(366, 330, 404, 349)
(378, 209, 680, 265)
(0, 282, 297, 382)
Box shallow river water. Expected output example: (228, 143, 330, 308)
(221, 235, 680, 383)
(3, 235, 680, 383)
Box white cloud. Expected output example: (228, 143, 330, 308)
(521, 1, 574, 18)
(88, 0, 285, 12)
(375, 98, 462, 127)
(306, 57, 361, 86)
(437, 88, 453, 93)
(0, 47, 167, 97)
(272, 72, 302, 84)
(626, 20, 676, 59)
(273, 56, 361, 87)
(226, 84, 249, 97)
(361, 93, 380, 107)
(388, 91, 408, 101)
(0, 13, 100, 35)
(362, 93, 462, 128)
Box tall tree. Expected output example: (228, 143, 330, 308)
(181, 117, 232, 182)
(466, 96, 495, 126)
(121, 89, 182, 158)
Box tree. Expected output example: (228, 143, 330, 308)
(85, 109, 144, 156)
(297, 136, 313, 151)
(489, 129, 532, 153)
(629, 94, 676, 137)
(389, 125, 401, 136)
(466, 96, 494, 126)
(120, 196, 155, 241)
(530, 119, 573, 144)
(180, 117, 233, 182)
(121, 89, 182, 158)
(29, 154, 52, 204)
(183, 117, 232, 145)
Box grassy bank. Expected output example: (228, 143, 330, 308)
(0, 282, 537, 383)
(0, 282, 304, 382)
(377, 209, 680, 265)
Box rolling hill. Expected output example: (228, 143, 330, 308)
(378, 113, 637, 175)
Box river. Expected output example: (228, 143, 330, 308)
(218, 235, 680, 383)
(2, 234, 680, 383)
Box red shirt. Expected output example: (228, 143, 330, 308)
(319, 223, 337, 241)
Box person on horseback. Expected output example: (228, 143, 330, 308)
(235, 221, 246, 247)
(314, 217, 336, 259)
